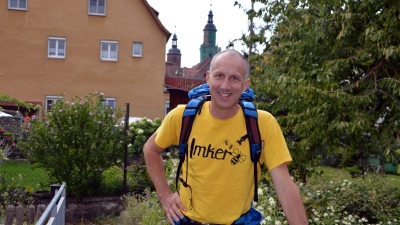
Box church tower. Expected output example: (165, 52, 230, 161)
(167, 33, 181, 68)
(200, 9, 219, 61)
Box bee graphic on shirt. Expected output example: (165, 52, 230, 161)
(223, 139, 234, 149)
(230, 149, 246, 165)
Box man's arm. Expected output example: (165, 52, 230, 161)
(270, 163, 308, 224)
(143, 133, 186, 224)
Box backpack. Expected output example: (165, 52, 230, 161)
(176, 83, 263, 203)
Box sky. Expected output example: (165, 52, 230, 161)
(146, 0, 256, 68)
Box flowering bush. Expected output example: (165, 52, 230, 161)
(255, 176, 400, 225)
(18, 92, 125, 198)
(126, 118, 161, 157)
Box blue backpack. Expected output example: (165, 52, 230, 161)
(176, 83, 263, 203)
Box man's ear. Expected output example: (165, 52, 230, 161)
(244, 78, 250, 91)
(206, 71, 210, 84)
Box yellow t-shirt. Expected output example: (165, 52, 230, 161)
(155, 101, 292, 224)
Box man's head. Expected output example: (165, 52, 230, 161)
(206, 49, 250, 118)
(209, 49, 251, 79)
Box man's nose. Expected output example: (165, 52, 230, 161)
(221, 77, 230, 89)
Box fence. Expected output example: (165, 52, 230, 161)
(4, 204, 46, 225)
(2, 183, 66, 225)
(36, 182, 66, 225)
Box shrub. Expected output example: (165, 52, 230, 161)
(18, 92, 125, 198)
(0, 172, 34, 216)
(98, 166, 135, 196)
(117, 190, 168, 225)
(126, 118, 161, 157)
(347, 166, 362, 178)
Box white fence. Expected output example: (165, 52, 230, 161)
(36, 182, 66, 225)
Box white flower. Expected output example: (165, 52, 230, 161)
(137, 129, 144, 134)
(167, 179, 173, 186)
(128, 143, 132, 148)
(275, 221, 281, 225)
(268, 197, 276, 206)
(265, 216, 271, 221)
(314, 218, 319, 222)
(166, 152, 171, 157)
(258, 188, 263, 195)
(323, 213, 328, 217)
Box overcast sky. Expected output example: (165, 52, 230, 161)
(146, 0, 256, 68)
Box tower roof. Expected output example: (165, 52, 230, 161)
(204, 10, 217, 30)
(167, 33, 181, 55)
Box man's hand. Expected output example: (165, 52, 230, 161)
(160, 192, 186, 224)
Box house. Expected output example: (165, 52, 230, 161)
(164, 9, 221, 111)
(0, 0, 171, 120)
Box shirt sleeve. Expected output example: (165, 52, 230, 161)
(258, 110, 292, 171)
(154, 105, 185, 149)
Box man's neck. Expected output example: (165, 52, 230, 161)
(208, 102, 240, 120)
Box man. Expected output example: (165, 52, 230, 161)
(143, 49, 308, 224)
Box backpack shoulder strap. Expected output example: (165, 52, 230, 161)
(239, 100, 262, 203)
(176, 95, 208, 193)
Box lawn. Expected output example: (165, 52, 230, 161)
(0, 159, 50, 191)
(308, 166, 400, 189)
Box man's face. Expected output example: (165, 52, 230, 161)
(206, 52, 250, 114)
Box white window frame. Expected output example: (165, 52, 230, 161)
(100, 41, 118, 61)
(48, 37, 66, 59)
(8, 0, 27, 10)
(132, 42, 143, 57)
(45, 96, 64, 113)
(88, 0, 106, 16)
(101, 97, 116, 109)
(165, 100, 170, 116)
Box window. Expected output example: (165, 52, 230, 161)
(8, 0, 27, 10)
(100, 41, 118, 61)
(165, 101, 170, 115)
(48, 37, 66, 59)
(45, 96, 63, 113)
(101, 98, 116, 109)
(132, 42, 142, 57)
(88, 0, 106, 15)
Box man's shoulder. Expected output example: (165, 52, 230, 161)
(257, 109, 274, 119)
(165, 104, 186, 119)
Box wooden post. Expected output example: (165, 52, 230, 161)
(36, 204, 46, 221)
(27, 204, 36, 224)
(16, 205, 24, 225)
(4, 205, 15, 225)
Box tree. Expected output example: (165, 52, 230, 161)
(240, 0, 400, 181)
(18, 92, 125, 198)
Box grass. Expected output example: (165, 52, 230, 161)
(0, 159, 50, 191)
(308, 166, 400, 189)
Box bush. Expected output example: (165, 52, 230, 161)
(347, 166, 362, 178)
(117, 190, 168, 225)
(18, 92, 125, 198)
(98, 166, 135, 196)
(126, 118, 161, 157)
